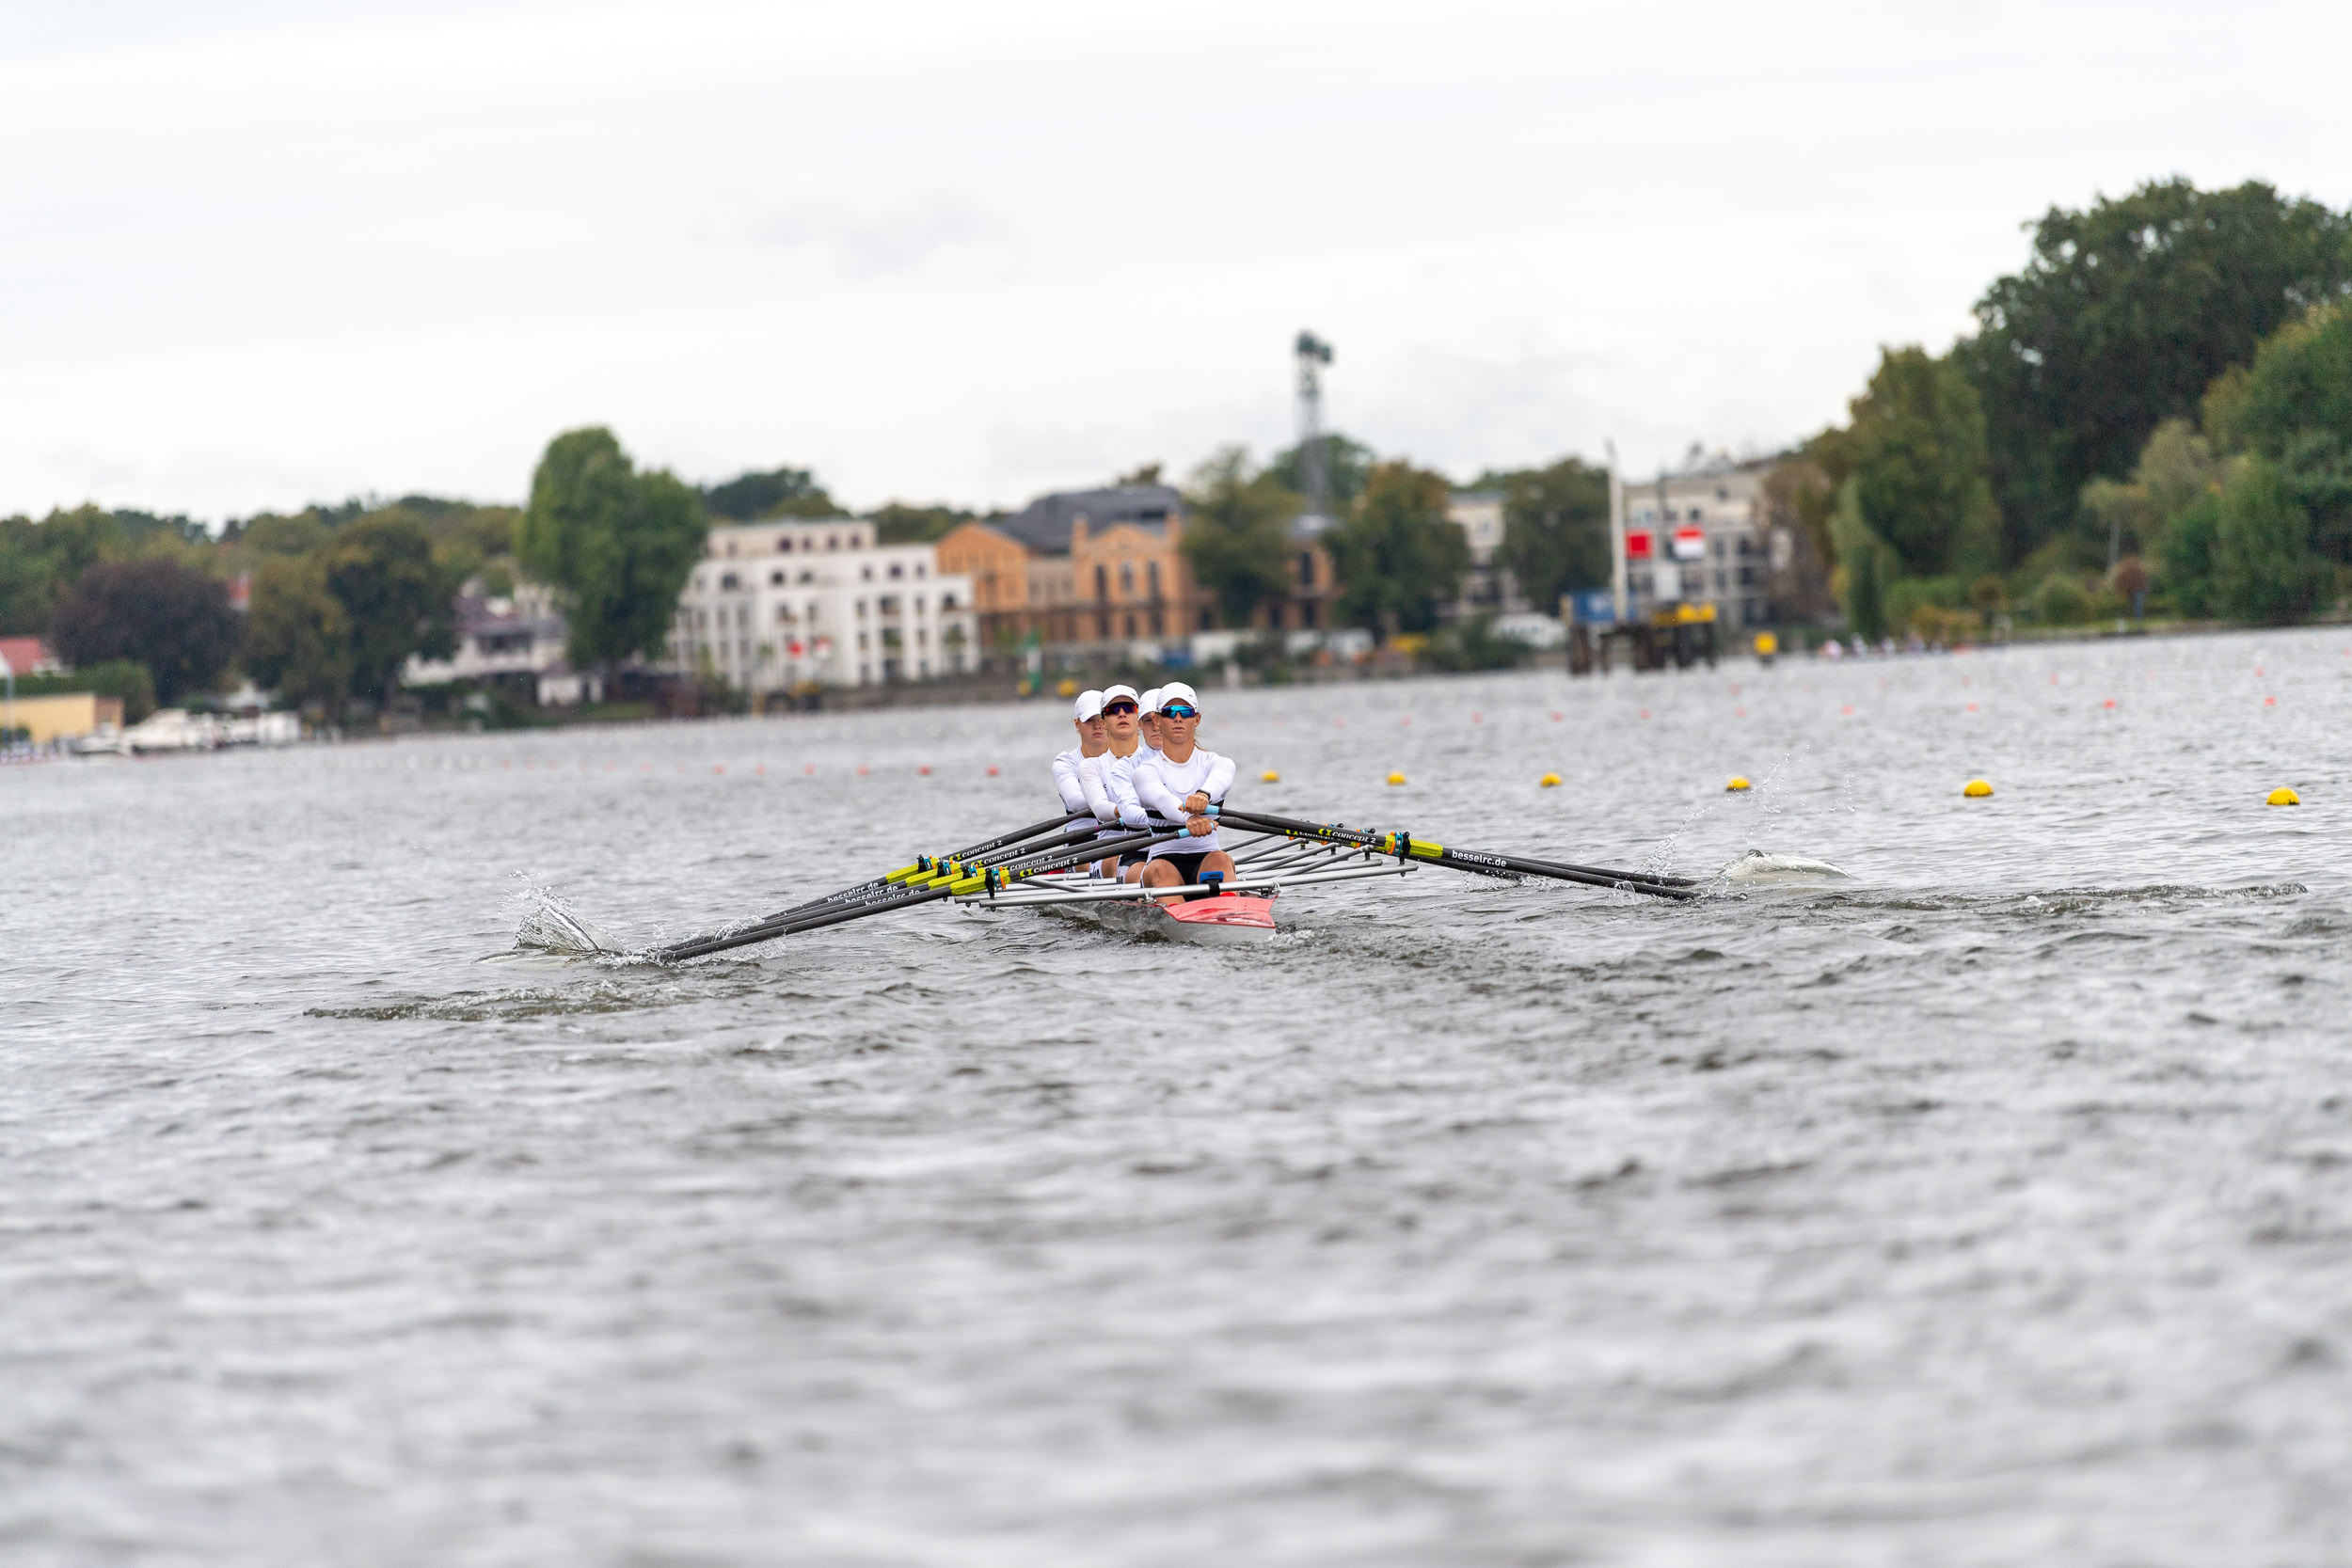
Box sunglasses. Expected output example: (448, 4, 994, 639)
(1161, 705, 1200, 720)
(1103, 701, 1138, 716)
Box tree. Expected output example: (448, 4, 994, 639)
(870, 502, 979, 546)
(1956, 179, 2352, 557)
(1180, 449, 1298, 626)
(701, 465, 842, 521)
(1327, 462, 1467, 638)
(2201, 304, 2352, 562)
(2213, 457, 2327, 625)
(49, 558, 239, 703)
(1818, 347, 2003, 580)
(517, 427, 709, 672)
(1265, 433, 1375, 515)
(320, 515, 458, 706)
(243, 554, 355, 713)
(1826, 477, 1898, 640)
(1483, 456, 1612, 615)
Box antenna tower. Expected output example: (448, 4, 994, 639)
(1294, 331, 1334, 516)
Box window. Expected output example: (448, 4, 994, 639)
(1147, 561, 1161, 598)
(797, 570, 814, 585)
(1123, 613, 1136, 637)
(888, 562, 903, 579)
(776, 606, 791, 624)
(828, 535, 839, 549)
(941, 593, 958, 610)
(915, 563, 927, 578)
(1149, 609, 1163, 635)
(1120, 562, 1134, 596)
(1302, 601, 1319, 628)
(781, 537, 793, 552)
(855, 600, 867, 618)
(770, 570, 784, 585)
(725, 539, 738, 556)
(861, 565, 873, 581)
(1271, 605, 1284, 630)
(721, 572, 739, 590)
(1298, 551, 1315, 586)
(1094, 564, 1108, 600)
(1097, 612, 1110, 638)
(1198, 608, 1213, 630)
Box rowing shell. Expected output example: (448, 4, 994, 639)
(955, 832, 1411, 946)
(1061, 891, 1279, 945)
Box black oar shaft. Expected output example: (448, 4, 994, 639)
(764, 815, 1097, 924)
(1219, 809, 1697, 902)
(658, 828, 1175, 961)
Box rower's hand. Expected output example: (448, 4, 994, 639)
(1184, 814, 1215, 837)
(1183, 791, 1210, 816)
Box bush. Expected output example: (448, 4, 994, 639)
(2215, 455, 2327, 624)
(1425, 614, 1525, 672)
(2035, 574, 2092, 625)
(1908, 603, 1978, 643)
(9, 657, 156, 721)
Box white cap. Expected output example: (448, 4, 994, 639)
(1139, 687, 1165, 715)
(1073, 689, 1104, 721)
(1157, 681, 1200, 713)
(1100, 684, 1140, 710)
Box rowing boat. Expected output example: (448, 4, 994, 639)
(952, 832, 1415, 945)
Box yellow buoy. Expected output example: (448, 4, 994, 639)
(2267, 786, 2300, 806)
(1387, 771, 1406, 786)
(1725, 776, 1752, 792)
(1963, 778, 1994, 798)
(1261, 769, 1280, 784)
(1539, 772, 1561, 787)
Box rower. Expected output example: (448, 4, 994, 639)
(1132, 682, 1237, 899)
(1081, 684, 1146, 877)
(1136, 688, 1166, 752)
(1052, 689, 1107, 816)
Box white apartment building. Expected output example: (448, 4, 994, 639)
(1622, 457, 1777, 628)
(1446, 490, 1522, 615)
(670, 520, 978, 690)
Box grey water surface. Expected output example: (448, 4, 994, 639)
(8, 626, 2352, 1566)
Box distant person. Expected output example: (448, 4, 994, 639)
(1132, 683, 1237, 899)
(1081, 686, 1147, 878)
(1052, 689, 1107, 816)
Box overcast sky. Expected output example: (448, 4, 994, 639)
(4, 0, 2348, 523)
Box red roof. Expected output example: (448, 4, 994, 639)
(0, 636, 60, 676)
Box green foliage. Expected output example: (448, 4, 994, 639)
(2214, 303, 2352, 458)
(2034, 573, 2091, 626)
(9, 658, 156, 722)
(240, 513, 331, 557)
(702, 466, 842, 521)
(1423, 613, 1526, 672)
(243, 554, 354, 712)
(518, 427, 709, 670)
(1826, 476, 1898, 640)
(1883, 576, 1963, 635)
(1327, 462, 1467, 638)
(2213, 457, 2326, 624)
(1488, 457, 1612, 612)
(1266, 433, 1375, 515)
(1957, 179, 2352, 557)
(1816, 347, 2003, 579)
(322, 515, 459, 703)
(0, 504, 166, 633)
(2155, 492, 2219, 616)
(48, 558, 240, 703)
(870, 502, 979, 546)
(1180, 448, 1299, 627)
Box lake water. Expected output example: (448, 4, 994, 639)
(8, 626, 2351, 1566)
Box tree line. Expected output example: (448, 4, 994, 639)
(1784, 178, 2352, 638)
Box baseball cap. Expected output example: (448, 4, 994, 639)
(1157, 681, 1200, 713)
(1139, 688, 1164, 715)
(1073, 689, 1104, 721)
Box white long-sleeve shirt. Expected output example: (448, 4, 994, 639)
(1133, 747, 1236, 857)
(1051, 747, 1090, 815)
(1104, 745, 1160, 830)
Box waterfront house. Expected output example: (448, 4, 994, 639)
(668, 520, 977, 693)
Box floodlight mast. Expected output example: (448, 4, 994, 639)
(1295, 331, 1334, 517)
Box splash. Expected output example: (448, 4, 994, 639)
(511, 878, 619, 957)
(1721, 849, 1851, 883)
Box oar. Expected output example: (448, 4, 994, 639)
(768, 812, 1091, 923)
(656, 827, 1177, 962)
(1219, 809, 1699, 902)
